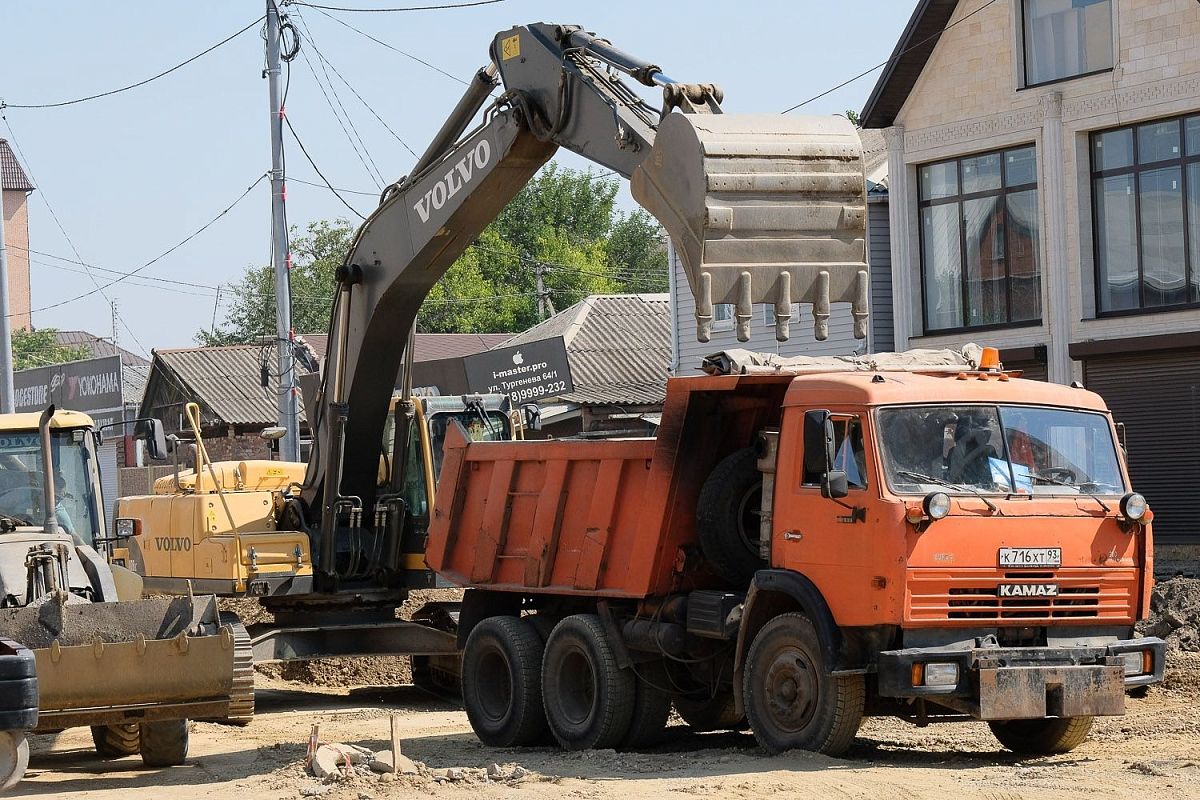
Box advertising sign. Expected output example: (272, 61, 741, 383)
(14, 355, 124, 430)
(463, 337, 574, 404)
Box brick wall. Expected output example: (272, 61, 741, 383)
(2, 189, 32, 331)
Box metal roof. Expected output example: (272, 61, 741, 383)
(55, 330, 150, 367)
(0, 140, 34, 191)
(860, 0, 960, 129)
(502, 294, 672, 407)
(121, 364, 150, 405)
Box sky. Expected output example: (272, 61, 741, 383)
(0, 1, 914, 354)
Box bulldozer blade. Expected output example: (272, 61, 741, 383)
(631, 113, 868, 343)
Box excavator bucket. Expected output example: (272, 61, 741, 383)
(631, 113, 868, 343)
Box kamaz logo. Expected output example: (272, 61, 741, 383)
(154, 537, 192, 552)
(998, 583, 1058, 597)
(412, 139, 492, 223)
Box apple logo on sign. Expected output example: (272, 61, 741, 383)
(512, 351, 524, 365)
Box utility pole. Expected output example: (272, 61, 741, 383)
(535, 263, 554, 321)
(266, 0, 300, 462)
(0, 176, 14, 413)
(110, 299, 119, 348)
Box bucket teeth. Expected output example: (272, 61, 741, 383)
(633, 113, 869, 343)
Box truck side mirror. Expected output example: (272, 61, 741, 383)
(522, 404, 541, 431)
(822, 470, 849, 499)
(803, 409, 833, 478)
(139, 419, 171, 461)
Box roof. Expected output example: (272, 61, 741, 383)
(122, 364, 149, 406)
(55, 330, 150, 367)
(295, 332, 510, 363)
(502, 294, 672, 406)
(0, 140, 33, 192)
(144, 332, 517, 428)
(0, 409, 95, 432)
(860, 0, 960, 129)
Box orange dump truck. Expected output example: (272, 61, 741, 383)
(426, 351, 1166, 756)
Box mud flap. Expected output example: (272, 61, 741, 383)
(978, 664, 1125, 720)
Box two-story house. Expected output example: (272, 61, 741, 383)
(861, 0, 1200, 564)
(0, 138, 33, 331)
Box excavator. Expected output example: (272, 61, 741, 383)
(114, 22, 869, 696)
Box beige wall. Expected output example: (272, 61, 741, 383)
(1, 189, 32, 331)
(886, 0, 1200, 381)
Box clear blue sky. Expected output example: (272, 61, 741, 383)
(0, 1, 913, 352)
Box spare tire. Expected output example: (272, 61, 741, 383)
(696, 447, 766, 585)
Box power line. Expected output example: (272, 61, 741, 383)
(289, 176, 379, 196)
(13, 245, 220, 291)
(289, 0, 506, 12)
(782, 0, 999, 114)
(283, 115, 368, 219)
(18, 173, 269, 317)
(306, 6, 469, 85)
(0, 16, 265, 110)
(292, 12, 419, 159)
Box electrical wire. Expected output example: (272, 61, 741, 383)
(14, 245, 220, 291)
(283, 115, 368, 219)
(305, 6, 469, 85)
(16, 173, 269, 317)
(288, 0, 506, 12)
(292, 12, 419, 159)
(288, 176, 378, 196)
(782, 0, 999, 113)
(0, 16, 265, 110)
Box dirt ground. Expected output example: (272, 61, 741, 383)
(15, 648, 1200, 800)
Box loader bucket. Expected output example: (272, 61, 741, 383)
(631, 113, 868, 343)
(0, 594, 246, 729)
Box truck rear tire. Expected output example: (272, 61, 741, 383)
(0, 731, 28, 791)
(742, 613, 863, 756)
(674, 691, 745, 732)
(462, 617, 548, 747)
(139, 719, 189, 767)
(988, 716, 1093, 755)
(622, 661, 672, 749)
(696, 447, 766, 585)
(91, 723, 140, 757)
(542, 614, 635, 750)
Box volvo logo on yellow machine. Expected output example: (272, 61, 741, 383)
(154, 537, 193, 552)
(998, 583, 1059, 598)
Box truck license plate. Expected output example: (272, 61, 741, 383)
(999, 547, 1061, 568)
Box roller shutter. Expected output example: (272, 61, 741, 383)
(1083, 350, 1200, 544)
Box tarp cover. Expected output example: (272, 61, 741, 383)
(701, 344, 985, 376)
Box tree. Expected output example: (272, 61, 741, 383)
(11, 328, 91, 370)
(204, 162, 669, 342)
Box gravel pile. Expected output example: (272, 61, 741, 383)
(1136, 577, 1200, 652)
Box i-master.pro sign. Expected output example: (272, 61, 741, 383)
(463, 337, 574, 404)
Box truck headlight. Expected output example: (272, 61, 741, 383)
(923, 491, 951, 520)
(1119, 492, 1147, 522)
(1118, 650, 1151, 677)
(923, 662, 959, 686)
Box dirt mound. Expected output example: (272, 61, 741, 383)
(218, 597, 275, 625)
(1136, 577, 1200, 651)
(257, 655, 412, 687)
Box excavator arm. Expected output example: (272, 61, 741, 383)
(302, 23, 869, 589)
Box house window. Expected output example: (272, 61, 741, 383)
(1022, 0, 1113, 87)
(1091, 116, 1200, 314)
(918, 146, 1042, 332)
(712, 303, 733, 331)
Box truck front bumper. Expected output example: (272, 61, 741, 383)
(876, 637, 1167, 720)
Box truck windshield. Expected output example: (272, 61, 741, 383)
(0, 430, 100, 543)
(877, 405, 1125, 497)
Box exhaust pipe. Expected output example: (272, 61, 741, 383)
(38, 405, 59, 537)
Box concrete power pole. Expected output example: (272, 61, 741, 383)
(0, 183, 14, 413)
(266, 0, 300, 462)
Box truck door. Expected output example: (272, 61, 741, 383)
(774, 408, 881, 626)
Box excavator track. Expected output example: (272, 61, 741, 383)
(216, 612, 255, 725)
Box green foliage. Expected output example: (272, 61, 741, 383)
(203, 162, 669, 342)
(11, 328, 91, 370)
(845, 109, 861, 127)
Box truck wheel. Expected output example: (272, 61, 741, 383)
(674, 691, 745, 732)
(988, 717, 1093, 755)
(0, 732, 28, 792)
(139, 719, 189, 767)
(622, 661, 672, 749)
(742, 613, 863, 756)
(542, 614, 635, 750)
(696, 448, 766, 585)
(462, 617, 548, 747)
(91, 724, 140, 757)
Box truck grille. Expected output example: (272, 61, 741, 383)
(906, 569, 1137, 624)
